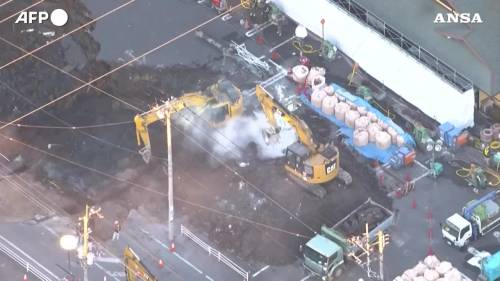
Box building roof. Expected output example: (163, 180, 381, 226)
(348, 0, 500, 95)
(306, 234, 341, 257)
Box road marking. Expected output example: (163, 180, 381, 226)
(94, 256, 122, 264)
(300, 273, 313, 281)
(94, 263, 121, 281)
(41, 225, 58, 237)
(0, 234, 61, 280)
(110, 272, 126, 277)
(205, 275, 214, 281)
(412, 170, 431, 184)
(414, 160, 428, 171)
(173, 252, 203, 274)
(252, 265, 269, 277)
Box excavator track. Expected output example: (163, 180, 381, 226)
(338, 168, 352, 186)
(286, 172, 327, 199)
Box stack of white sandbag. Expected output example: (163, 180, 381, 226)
(303, 73, 407, 149)
(393, 256, 470, 281)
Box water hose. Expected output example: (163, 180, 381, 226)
(456, 166, 500, 187)
(241, 0, 253, 9)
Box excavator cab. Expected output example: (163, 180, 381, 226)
(285, 142, 310, 175)
(203, 79, 243, 126)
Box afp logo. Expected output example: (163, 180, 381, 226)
(15, 9, 68, 26)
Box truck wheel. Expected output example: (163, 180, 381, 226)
(333, 266, 343, 277)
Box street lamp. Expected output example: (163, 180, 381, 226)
(60, 234, 78, 274)
(426, 139, 443, 178)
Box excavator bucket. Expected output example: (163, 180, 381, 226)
(262, 127, 280, 145)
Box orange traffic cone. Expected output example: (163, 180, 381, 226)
(427, 245, 433, 256)
(169, 242, 176, 252)
(23, 274, 28, 281)
(158, 259, 164, 269)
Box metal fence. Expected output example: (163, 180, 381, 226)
(328, 0, 473, 92)
(0, 234, 58, 281)
(180, 225, 250, 281)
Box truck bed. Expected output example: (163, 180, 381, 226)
(333, 198, 394, 240)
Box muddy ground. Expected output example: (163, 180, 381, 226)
(0, 0, 391, 267)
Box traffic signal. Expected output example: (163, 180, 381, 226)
(377, 231, 390, 253)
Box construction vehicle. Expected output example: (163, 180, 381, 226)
(467, 247, 500, 281)
(441, 190, 500, 248)
(255, 84, 351, 198)
(301, 198, 394, 280)
(134, 79, 243, 163)
(124, 246, 158, 281)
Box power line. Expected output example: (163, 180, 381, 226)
(0, 163, 186, 281)
(0, 120, 132, 129)
(0, 3, 240, 131)
(0, 0, 14, 8)
(0, 0, 136, 69)
(0, 132, 310, 239)
(0, 35, 142, 112)
(0, 0, 313, 238)
(2, 74, 311, 237)
(0, 0, 44, 24)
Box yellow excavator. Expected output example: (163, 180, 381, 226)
(124, 246, 158, 281)
(255, 85, 352, 198)
(134, 79, 243, 163)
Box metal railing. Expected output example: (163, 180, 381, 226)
(180, 225, 250, 281)
(328, 0, 473, 92)
(0, 234, 58, 281)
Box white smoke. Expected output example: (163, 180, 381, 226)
(176, 110, 297, 160)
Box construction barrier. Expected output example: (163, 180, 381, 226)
(180, 225, 250, 281)
(0, 234, 58, 281)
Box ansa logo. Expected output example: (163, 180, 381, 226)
(434, 12, 483, 23)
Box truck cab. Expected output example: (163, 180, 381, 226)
(303, 234, 344, 281)
(441, 213, 472, 248)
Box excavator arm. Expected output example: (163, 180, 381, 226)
(134, 93, 210, 163)
(133, 79, 243, 164)
(255, 84, 316, 150)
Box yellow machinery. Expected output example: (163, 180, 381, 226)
(134, 79, 243, 163)
(124, 246, 158, 281)
(255, 84, 351, 198)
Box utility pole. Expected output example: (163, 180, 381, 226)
(365, 223, 371, 277)
(82, 205, 89, 281)
(166, 110, 175, 249)
(377, 230, 390, 281)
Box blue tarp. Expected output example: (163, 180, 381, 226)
(299, 83, 415, 164)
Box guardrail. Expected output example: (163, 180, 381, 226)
(0, 234, 58, 281)
(180, 225, 250, 281)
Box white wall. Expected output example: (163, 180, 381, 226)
(272, 0, 475, 128)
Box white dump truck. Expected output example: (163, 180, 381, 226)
(441, 190, 500, 248)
